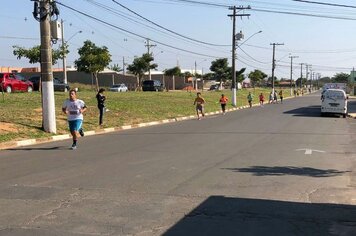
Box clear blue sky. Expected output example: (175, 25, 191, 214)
(2, 0, 356, 79)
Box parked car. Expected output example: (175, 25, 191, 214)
(0, 73, 33, 93)
(209, 84, 220, 91)
(109, 84, 128, 92)
(28, 76, 70, 92)
(142, 80, 164, 91)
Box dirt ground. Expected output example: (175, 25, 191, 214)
(0, 122, 18, 133)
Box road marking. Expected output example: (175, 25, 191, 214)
(296, 149, 326, 155)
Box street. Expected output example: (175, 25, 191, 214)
(1, 93, 356, 236)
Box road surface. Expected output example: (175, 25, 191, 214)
(1, 93, 356, 235)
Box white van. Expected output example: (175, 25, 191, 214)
(321, 89, 348, 118)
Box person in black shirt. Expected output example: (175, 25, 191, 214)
(96, 88, 106, 126)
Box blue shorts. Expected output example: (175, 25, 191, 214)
(68, 119, 83, 132)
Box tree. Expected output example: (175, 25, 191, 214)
(108, 64, 122, 72)
(248, 69, 267, 87)
(296, 77, 307, 87)
(127, 53, 157, 90)
(164, 66, 181, 91)
(75, 40, 111, 91)
(236, 68, 246, 84)
(13, 44, 68, 65)
(210, 58, 229, 86)
(332, 73, 349, 83)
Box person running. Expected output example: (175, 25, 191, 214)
(96, 88, 106, 127)
(247, 92, 253, 108)
(193, 92, 205, 120)
(269, 92, 273, 104)
(273, 90, 278, 104)
(279, 89, 284, 104)
(259, 93, 265, 107)
(219, 94, 228, 115)
(62, 89, 87, 150)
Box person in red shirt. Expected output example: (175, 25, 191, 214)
(219, 94, 228, 115)
(259, 93, 265, 107)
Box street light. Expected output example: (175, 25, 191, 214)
(232, 30, 262, 106)
(238, 30, 262, 47)
(61, 19, 82, 84)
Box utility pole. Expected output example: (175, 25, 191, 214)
(228, 6, 250, 107)
(123, 56, 126, 75)
(60, 19, 67, 84)
(270, 43, 284, 94)
(300, 63, 304, 90)
(305, 64, 310, 92)
(144, 38, 156, 80)
(38, 0, 56, 133)
(289, 55, 298, 96)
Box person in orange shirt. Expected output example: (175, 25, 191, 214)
(193, 92, 206, 120)
(219, 94, 228, 115)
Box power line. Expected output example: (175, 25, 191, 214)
(251, 8, 356, 21)
(56, 1, 223, 58)
(111, 0, 230, 47)
(293, 0, 356, 9)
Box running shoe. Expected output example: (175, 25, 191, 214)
(79, 128, 84, 137)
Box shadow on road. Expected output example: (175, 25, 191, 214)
(222, 166, 349, 177)
(8, 146, 67, 151)
(284, 105, 323, 117)
(163, 196, 356, 236)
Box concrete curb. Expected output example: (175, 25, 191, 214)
(0, 94, 309, 150)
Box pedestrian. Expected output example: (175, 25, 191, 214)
(96, 88, 106, 127)
(269, 92, 273, 104)
(259, 93, 265, 107)
(247, 91, 253, 108)
(273, 90, 278, 104)
(219, 94, 228, 115)
(62, 89, 87, 150)
(279, 90, 284, 104)
(293, 89, 297, 97)
(193, 92, 206, 120)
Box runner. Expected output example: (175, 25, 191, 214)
(247, 92, 253, 108)
(259, 93, 265, 107)
(62, 89, 87, 150)
(193, 92, 206, 120)
(219, 94, 228, 115)
(279, 90, 284, 104)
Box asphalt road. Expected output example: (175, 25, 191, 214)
(1, 93, 356, 236)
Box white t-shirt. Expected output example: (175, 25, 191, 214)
(62, 99, 86, 121)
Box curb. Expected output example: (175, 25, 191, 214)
(0, 94, 306, 150)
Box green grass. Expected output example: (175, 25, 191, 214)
(0, 88, 285, 143)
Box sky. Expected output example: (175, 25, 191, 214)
(2, 0, 356, 79)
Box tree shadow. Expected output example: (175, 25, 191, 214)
(222, 166, 349, 177)
(163, 196, 356, 236)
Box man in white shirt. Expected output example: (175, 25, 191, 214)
(62, 89, 87, 150)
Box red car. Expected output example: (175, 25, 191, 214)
(0, 73, 33, 93)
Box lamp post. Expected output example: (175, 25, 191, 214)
(194, 59, 207, 90)
(238, 30, 262, 47)
(61, 20, 82, 84)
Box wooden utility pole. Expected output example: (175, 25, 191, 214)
(300, 63, 304, 89)
(40, 0, 56, 133)
(289, 55, 298, 96)
(270, 43, 284, 94)
(145, 39, 156, 80)
(228, 6, 250, 107)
